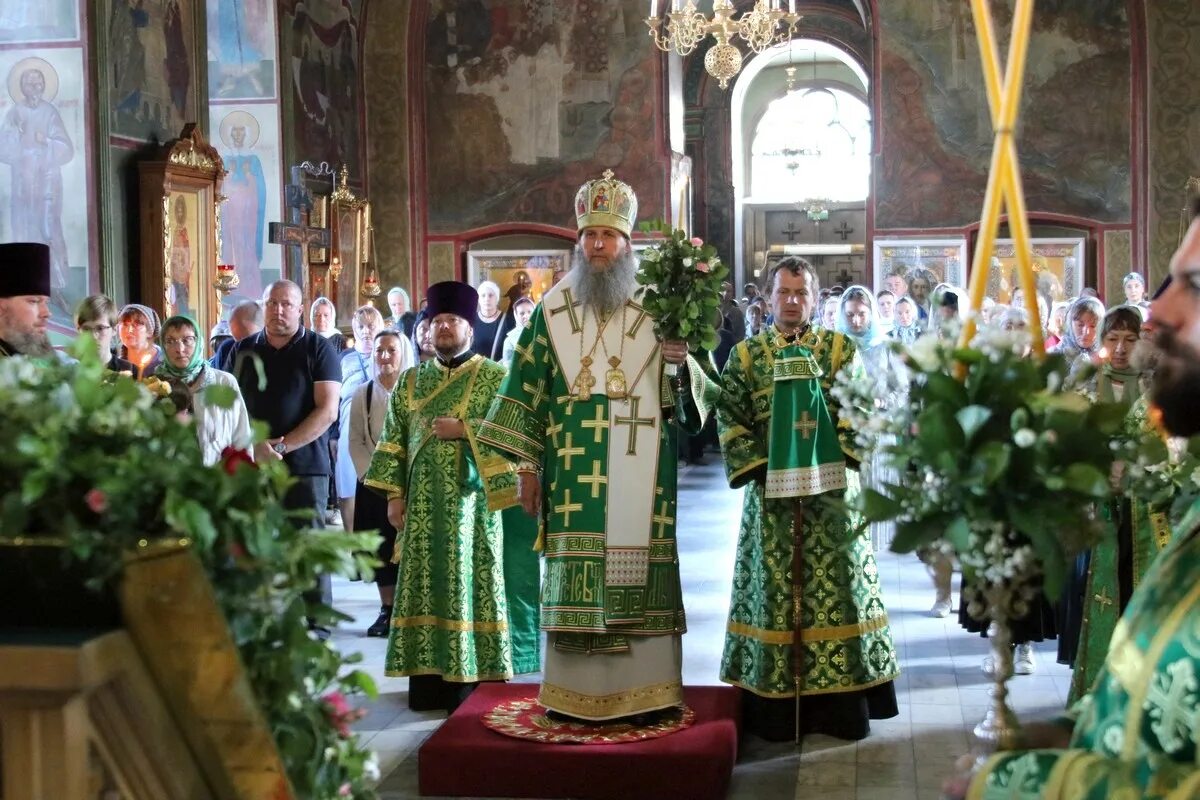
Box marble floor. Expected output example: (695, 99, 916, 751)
(333, 459, 1071, 799)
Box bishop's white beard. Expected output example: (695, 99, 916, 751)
(571, 245, 637, 317)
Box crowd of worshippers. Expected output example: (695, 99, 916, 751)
(3, 177, 1197, 799)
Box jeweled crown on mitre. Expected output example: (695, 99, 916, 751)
(574, 169, 638, 238)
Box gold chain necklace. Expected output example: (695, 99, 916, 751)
(573, 304, 628, 400)
(597, 304, 629, 399)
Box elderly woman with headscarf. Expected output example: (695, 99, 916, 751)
(158, 314, 253, 466)
(837, 286, 909, 553)
(117, 303, 164, 379)
(1049, 295, 1104, 363)
(310, 296, 346, 352)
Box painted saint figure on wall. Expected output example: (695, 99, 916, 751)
(170, 194, 193, 314)
(0, 62, 74, 310)
(218, 110, 266, 299)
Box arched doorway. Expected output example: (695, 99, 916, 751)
(731, 39, 871, 293)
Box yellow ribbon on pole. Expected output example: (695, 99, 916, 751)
(960, 0, 1045, 359)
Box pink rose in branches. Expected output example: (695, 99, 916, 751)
(85, 488, 109, 514)
(689, 237, 704, 247)
(696, 261, 711, 273)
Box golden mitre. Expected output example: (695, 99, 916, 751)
(574, 169, 638, 237)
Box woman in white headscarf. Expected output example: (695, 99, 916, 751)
(836, 286, 908, 552)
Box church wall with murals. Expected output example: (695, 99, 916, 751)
(0, 2, 98, 337)
(400, 0, 672, 293)
(207, 0, 285, 306)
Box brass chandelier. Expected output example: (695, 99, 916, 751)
(646, 0, 802, 89)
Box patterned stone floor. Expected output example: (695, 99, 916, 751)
(334, 459, 1070, 799)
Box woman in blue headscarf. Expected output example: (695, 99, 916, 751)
(1049, 295, 1104, 362)
(159, 314, 253, 466)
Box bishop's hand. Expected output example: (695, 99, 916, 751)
(518, 471, 542, 517)
(661, 339, 689, 365)
(387, 497, 407, 530)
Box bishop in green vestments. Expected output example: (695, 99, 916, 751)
(364, 281, 519, 712)
(479, 170, 702, 721)
(947, 203, 1200, 800)
(717, 257, 899, 741)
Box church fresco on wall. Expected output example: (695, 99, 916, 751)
(107, 0, 202, 144)
(207, 0, 276, 100)
(875, 0, 1132, 230)
(423, 0, 664, 233)
(0, 3, 97, 331)
(279, 0, 363, 180)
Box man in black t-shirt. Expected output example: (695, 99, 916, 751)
(232, 279, 341, 617)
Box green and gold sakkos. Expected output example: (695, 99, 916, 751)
(717, 325, 900, 698)
(478, 300, 690, 650)
(969, 500, 1200, 800)
(364, 355, 518, 683)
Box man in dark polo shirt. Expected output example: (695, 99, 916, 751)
(232, 279, 341, 618)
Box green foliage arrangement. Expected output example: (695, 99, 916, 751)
(635, 221, 730, 352)
(833, 328, 1129, 599)
(1121, 405, 1200, 526)
(0, 344, 382, 800)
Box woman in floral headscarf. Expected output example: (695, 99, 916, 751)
(1049, 295, 1104, 364)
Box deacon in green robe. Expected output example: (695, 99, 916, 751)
(364, 281, 519, 713)
(479, 169, 705, 721)
(717, 257, 900, 742)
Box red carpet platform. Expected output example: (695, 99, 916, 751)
(418, 683, 741, 799)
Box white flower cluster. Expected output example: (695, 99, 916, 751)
(970, 325, 1033, 362)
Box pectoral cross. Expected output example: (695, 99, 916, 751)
(794, 412, 818, 440)
(781, 220, 802, 243)
(554, 489, 583, 526)
(268, 183, 331, 301)
(614, 396, 655, 456)
(578, 460, 607, 499)
(834, 221, 854, 241)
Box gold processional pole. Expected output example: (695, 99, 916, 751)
(958, 0, 1044, 362)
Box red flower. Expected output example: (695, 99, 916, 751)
(228, 541, 247, 560)
(321, 690, 364, 738)
(85, 488, 108, 514)
(220, 447, 256, 475)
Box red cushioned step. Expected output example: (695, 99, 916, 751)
(418, 683, 741, 799)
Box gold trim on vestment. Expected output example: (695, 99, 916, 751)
(384, 667, 513, 683)
(764, 463, 847, 498)
(391, 615, 509, 633)
(728, 458, 768, 485)
(721, 670, 898, 699)
(376, 441, 405, 455)
(726, 614, 889, 645)
(364, 477, 404, 498)
(720, 424, 751, 445)
(539, 679, 683, 720)
(411, 355, 484, 416)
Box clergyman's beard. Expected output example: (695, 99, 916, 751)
(572, 245, 637, 316)
(0, 314, 53, 357)
(1150, 328, 1200, 437)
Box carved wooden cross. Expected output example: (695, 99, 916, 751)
(834, 221, 855, 241)
(781, 220, 802, 243)
(268, 183, 330, 298)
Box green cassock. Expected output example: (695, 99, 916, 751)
(716, 325, 900, 699)
(970, 499, 1200, 800)
(1069, 397, 1175, 705)
(363, 355, 519, 683)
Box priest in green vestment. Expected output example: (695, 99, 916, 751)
(364, 281, 520, 713)
(716, 256, 900, 742)
(478, 170, 702, 721)
(945, 209, 1200, 800)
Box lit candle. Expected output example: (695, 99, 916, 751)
(789, 0, 796, 13)
(677, 175, 688, 233)
(650, 0, 658, 16)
